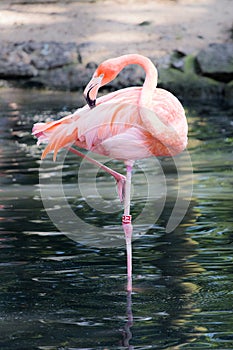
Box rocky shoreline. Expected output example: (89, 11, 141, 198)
(0, 40, 232, 106)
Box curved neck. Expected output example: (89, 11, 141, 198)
(116, 54, 158, 107)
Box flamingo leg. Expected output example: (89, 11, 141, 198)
(122, 160, 134, 292)
(68, 146, 134, 290)
(68, 147, 126, 202)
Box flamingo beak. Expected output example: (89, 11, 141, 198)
(84, 74, 104, 109)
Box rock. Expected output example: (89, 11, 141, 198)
(23, 41, 80, 69)
(138, 21, 151, 26)
(107, 64, 145, 90)
(26, 65, 94, 90)
(224, 80, 233, 106)
(0, 42, 37, 78)
(169, 50, 186, 71)
(196, 43, 233, 83)
(158, 67, 224, 103)
(85, 62, 98, 69)
(183, 55, 197, 74)
(0, 41, 80, 79)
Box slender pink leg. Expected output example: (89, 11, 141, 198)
(68, 147, 126, 202)
(68, 146, 133, 290)
(122, 160, 134, 292)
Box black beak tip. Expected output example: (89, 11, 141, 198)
(85, 90, 96, 109)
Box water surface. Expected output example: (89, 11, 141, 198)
(0, 89, 232, 349)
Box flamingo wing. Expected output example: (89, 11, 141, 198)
(32, 86, 187, 160)
(32, 87, 142, 160)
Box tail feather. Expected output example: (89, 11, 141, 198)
(33, 115, 78, 160)
(32, 118, 69, 138)
(44, 127, 77, 160)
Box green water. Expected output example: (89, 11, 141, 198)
(0, 89, 232, 349)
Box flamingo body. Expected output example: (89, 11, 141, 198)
(32, 54, 188, 292)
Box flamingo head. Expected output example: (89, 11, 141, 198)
(84, 57, 120, 108)
(83, 74, 104, 109)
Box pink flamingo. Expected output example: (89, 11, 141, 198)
(32, 54, 188, 292)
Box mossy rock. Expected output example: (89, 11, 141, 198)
(183, 55, 197, 74)
(224, 80, 233, 106)
(196, 43, 233, 83)
(158, 67, 183, 82)
(158, 67, 224, 102)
